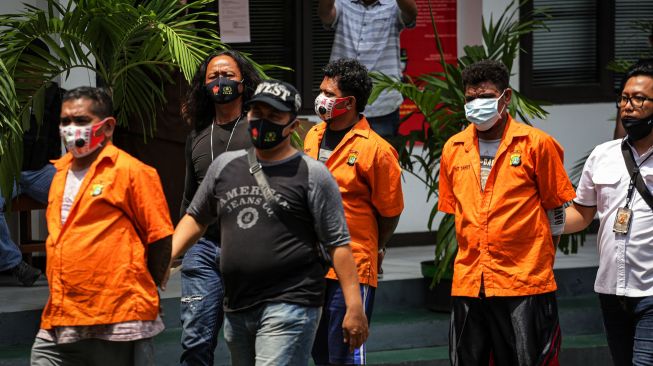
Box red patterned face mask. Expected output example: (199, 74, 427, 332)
(314, 93, 349, 122)
(60, 119, 108, 158)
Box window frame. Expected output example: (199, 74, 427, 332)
(519, 0, 616, 104)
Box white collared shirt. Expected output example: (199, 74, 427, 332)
(575, 138, 653, 296)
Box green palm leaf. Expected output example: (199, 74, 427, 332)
(0, 0, 283, 198)
(0, 58, 21, 203)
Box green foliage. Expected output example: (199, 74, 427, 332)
(0, 58, 21, 204)
(0, 0, 226, 134)
(0, 0, 280, 202)
(370, 0, 558, 284)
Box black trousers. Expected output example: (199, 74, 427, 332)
(449, 292, 561, 366)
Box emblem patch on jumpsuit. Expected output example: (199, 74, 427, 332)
(91, 184, 103, 196)
(347, 152, 358, 166)
(509, 153, 521, 166)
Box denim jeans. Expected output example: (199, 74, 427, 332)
(599, 294, 653, 366)
(223, 302, 322, 366)
(0, 164, 55, 271)
(366, 109, 400, 139)
(179, 237, 224, 366)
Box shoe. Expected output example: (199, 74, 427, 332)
(11, 261, 41, 286)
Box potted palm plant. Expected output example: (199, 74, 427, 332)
(370, 0, 584, 295)
(0, 0, 274, 200)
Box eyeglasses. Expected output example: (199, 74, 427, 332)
(616, 95, 653, 109)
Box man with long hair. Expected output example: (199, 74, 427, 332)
(178, 50, 261, 366)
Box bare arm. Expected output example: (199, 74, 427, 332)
(147, 236, 172, 287)
(377, 214, 400, 250)
(377, 214, 400, 273)
(397, 0, 418, 25)
(563, 203, 597, 234)
(172, 214, 208, 259)
(330, 245, 369, 352)
(318, 0, 337, 25)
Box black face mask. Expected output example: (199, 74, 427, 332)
(248, 118, 294, 150)
(622, 115, 653, 142)
(205, 77, 242, 104)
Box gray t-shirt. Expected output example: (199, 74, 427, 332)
(188, 150, 350, 311)
(479, 138, 501, 191)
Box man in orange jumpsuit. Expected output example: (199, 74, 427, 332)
(305, 58, 404, 365)
(30, 87, 173, 366)
(438, 60, 575, 366)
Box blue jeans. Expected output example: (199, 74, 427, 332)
(599, 294, 653, 366)
(366, 109, 400, 139)
(224, 302, 322, 366)
(0, 164, 55, 271)
(179, 237, 224, 366)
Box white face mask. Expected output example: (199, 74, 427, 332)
(464, 90, 506, 132)
(60, 119, 108, 158)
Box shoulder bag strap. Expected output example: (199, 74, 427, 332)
(246, 147, 332, 267)
(621, 141, 653, 211)
(246, 147, 285, 216)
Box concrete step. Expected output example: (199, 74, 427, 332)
(0, 268, 603, 347)
(364, 334, 611, 366)
(0, 294, 606, 365)
(0, 333, 611, 366)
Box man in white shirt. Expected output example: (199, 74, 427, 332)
(564, 60, 653, 366)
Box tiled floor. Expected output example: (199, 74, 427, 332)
(0, 235, 599, 313)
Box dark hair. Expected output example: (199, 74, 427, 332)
(619, 59, 653, 93)
(184, 50, 262, 131)
(323, 58, 372, 113)
(62, 87, 113, 119)
(462, 60, 510, 91)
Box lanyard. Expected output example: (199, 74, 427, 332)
(210, 114, 243, 161)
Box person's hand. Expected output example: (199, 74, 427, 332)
(160, 262, 173, 291)
(342, 306, 369, 353)
(377, 248, 386, 277)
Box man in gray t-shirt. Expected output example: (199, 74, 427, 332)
(171, 80, 368, 365)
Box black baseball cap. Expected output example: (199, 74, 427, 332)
(246, 80, 302, 114)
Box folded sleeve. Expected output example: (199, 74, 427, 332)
(535, 135, 577, 210)
(369, 146, 404, 217)
(128, 165, 174, 245)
